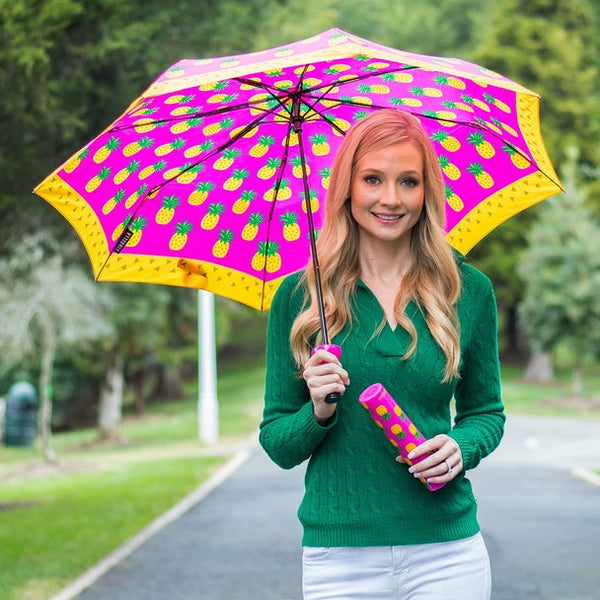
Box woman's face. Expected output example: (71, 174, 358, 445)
(350, 141, 425, 250)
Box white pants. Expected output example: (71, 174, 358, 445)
(302, 533, 491, 600)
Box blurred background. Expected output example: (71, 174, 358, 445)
(1, 0, 599, 440)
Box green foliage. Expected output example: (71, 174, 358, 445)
(517, 148, 600, 361)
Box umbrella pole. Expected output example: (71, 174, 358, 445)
(291, 101, 330, 345)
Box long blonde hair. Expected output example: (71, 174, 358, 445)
(290, 109, 462, 381)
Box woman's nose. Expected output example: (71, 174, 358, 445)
(379, 184, 400, 206)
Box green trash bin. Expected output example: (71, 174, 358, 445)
(4, 381, 39, 447)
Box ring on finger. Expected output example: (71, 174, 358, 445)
(444, 459, 453, 474)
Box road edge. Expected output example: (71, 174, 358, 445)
(48, 448, 253, 600)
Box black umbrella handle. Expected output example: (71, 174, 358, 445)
(312, 344, 343, 404)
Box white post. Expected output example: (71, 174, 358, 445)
(198, 289, 218, 444)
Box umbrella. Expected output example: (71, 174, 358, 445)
(35, 27, 562, 346)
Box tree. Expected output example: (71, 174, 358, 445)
(517, 147, 600, 393)
(0, 235, 114, 461)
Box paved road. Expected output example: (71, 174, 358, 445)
(68, 415, 600, 600)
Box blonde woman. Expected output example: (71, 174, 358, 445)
(259, 109, 505, 599)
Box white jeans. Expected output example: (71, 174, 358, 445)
(302, 533, 491, 600)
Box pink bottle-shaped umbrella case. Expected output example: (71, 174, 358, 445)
(358, 383, 445, 492)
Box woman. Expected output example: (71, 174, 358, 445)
(259, 109, 505, 599)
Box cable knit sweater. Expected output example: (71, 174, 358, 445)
(259, 258, 505, 547)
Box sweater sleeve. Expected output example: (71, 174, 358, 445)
(258, 275, 337, 470)
(448, 268, 505, 471)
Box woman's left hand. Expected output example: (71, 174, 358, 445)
(396, 434, 463, 483)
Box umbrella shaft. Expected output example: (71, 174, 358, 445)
(292, 99, 329, 345)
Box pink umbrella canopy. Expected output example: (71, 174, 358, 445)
(35, 27, 561, 316)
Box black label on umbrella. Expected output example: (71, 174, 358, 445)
(114, 228, 133, 253)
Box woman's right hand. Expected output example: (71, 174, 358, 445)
(302, 348, 350, 422)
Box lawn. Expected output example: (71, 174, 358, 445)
(0, 359, 598, 600)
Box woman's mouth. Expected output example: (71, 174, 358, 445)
(373, 213, 403, 222)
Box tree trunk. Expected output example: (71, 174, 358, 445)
(37, 306, 58, 464)
(524, 351, 554, 383)
(98, 353, 125, 442)
(572, 362, 583, 397)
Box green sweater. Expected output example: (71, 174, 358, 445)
(259, 258, 505, 547)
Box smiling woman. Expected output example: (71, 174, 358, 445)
(260, 109, 505, 600)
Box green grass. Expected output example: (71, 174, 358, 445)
(0, 360, 266, 600)
(0, 359, 598, 600)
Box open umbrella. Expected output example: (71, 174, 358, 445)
(35, 27, 562, 347)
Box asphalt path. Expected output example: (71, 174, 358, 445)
(64, 414, 600, 600)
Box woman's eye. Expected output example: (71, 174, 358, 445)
(402, 178, 419, 187)
(364, 175, 380, 185)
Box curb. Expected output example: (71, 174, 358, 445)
(571, 466, 600, 487)
(48, 448, 253, 600)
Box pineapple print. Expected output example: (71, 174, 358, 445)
(128, 217, 147, 247)
(188, 182, 215, 205)
(230, 123, 259, 139)
(138, 160, 166, 180)
(408, 423, 421, 439)
(63, 148, 89, 173)
(162, 162, 189, 180)
(207, 92, 238, 104)
(249, 135, 276, 158)
(390, 424, 406, 440)
(212, 229, 234, 258)
(438, 156, 461, 181)
(85, 166, 111, 193)
(257, 158, 281, 180)
(213, 148, 241, 170)
(319, 168, 331, 189)
(164, 93, 195, 105)
(357, 83, 390, 95)
(265, 241, 281, 273)
(381, 71, 414, 84)
(125, 183, 148, 209)
(202, 116, 234, 137)
(466, 132, 495, 158)
(201, 202, 225, 230)
(445, 185, 464, 212)
(323, 113, 351, 136)
(264, 179, 291, 201)
(224, 168, 250, 190)
(112, 214, 132, 241)
(156, 195, 180, 224)
(460, 94, 490, 112)
(233, 190, 256, 214)
(169, 221, 192, 251)
(184, 140, 214, 159)
(199, 80, 228, 92)
(93, 136, 120, 163)
(291, 156, 309, 178)
(483, 93, 511, 113)
(433, 74, 466, 89)
(301, 190, 319, 214)
(375, 405, 391, 421)
(133, 118, 159, 133)
(102, 189, 125, 215)
(242, 213, 264, 241)
(251, 241, 268, 271)
(280, 211, 300, 241)
(154, 137, 186, 156)
(176, 164, 204, 185)
(170, 117, 203, 135)
(391, 96, 422, 108)
(309, 134, 330, 156)
(430, 131, 461, 152)
(502, 144, 530, 169)
(123, 136, 154, 157)
(467, 162, 494, 188)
